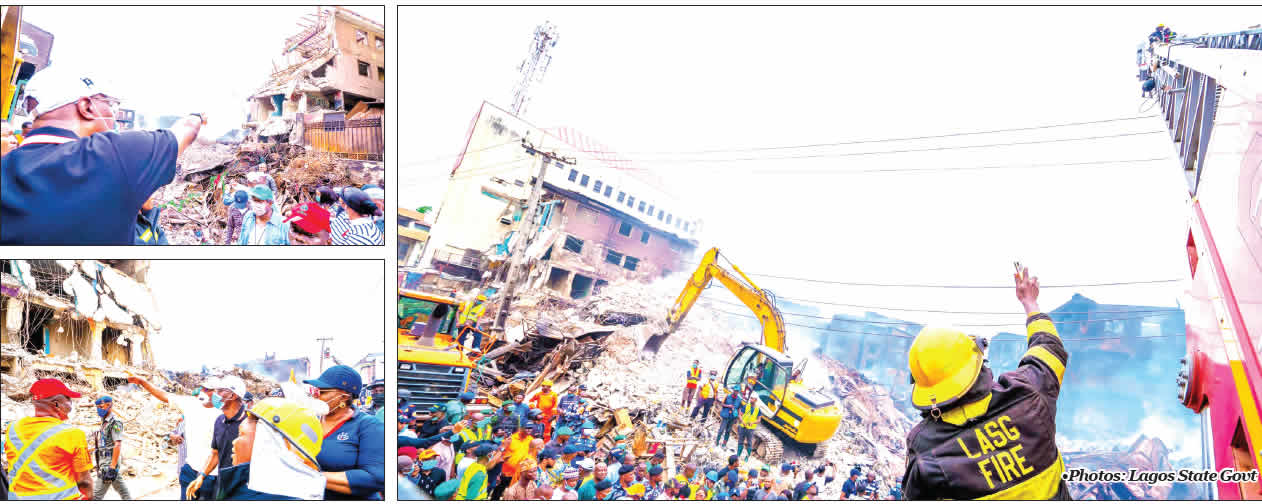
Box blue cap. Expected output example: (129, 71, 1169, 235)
(94, 396, 113, 405)
(649, 465, 664, 476)
(244, 392, 255, 401)
(850, 468, 862, 477)
(618, 465, 635, 475)
(372, 379, 384, 387)
(459, 392, 475, 401)
(595, 480, 613, 491)
(233, 190, 248, 209)
(473, 444, 495, 457)
(248, 184, 273, 202)
(302, 365, 361, 396)
(781, 463, 793, 471)
(707, 470, 719, 482)
(748, 469, 758, 478)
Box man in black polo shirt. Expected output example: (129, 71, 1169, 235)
(0, 75, 205, 244)
(186, 375, 248, 499)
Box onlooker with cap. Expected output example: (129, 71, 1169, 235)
(593, 479, 615, 500)
(841, 467, 862, 499)
(643, 465, 666, 500)
(716, 384, 741, 449)
(302, 365, 386, 499)
(238, 184, 289, 245)
(503, 456, 538, 500)
(91, 395, 130, 499)
(495, 419, 535, 499)
(397, 414, 416, 441)
(330, 186, 383, 245)
(608, 463, 638, 500)
(2, 379, 94, 499)
(187, 375, 249, 499)
(1, 77, 205, 244)
(134, 194, 169, 245)
(397, 455, 415, 482)
(285, 201, 332, 245)
(556, 466, 581, 499)
(245, 171, 277, 197)
(217, 397, 327, 499)
(222, 189, 249, 244)
(446, 391, 474, 424)
(415, 454, 446, 496)
(456, 443, 497, 500)
(360, 184, 386, 236)
(127, 370, 223, 501)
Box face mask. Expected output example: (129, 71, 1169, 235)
(96, 407, 109, 418)
(372, 392, 385, 407)
(212, 393, 224, 410)
(251, 201, 269, 216)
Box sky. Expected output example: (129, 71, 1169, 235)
(21, 6, 384, 138)
(399, 7, 1255, 333)
(146, 260, 384, 374)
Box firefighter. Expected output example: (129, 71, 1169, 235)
(529, 380, 559, 441)
(902, 266, 1070, 499)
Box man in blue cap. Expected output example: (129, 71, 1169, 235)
(842, 466, 862, 499)
(366, 379, 385, 415)
(455, 443, 496, 499)
(607, 464, 638, 500)
(593, 479, 615, 500)
(445, 391, 473, 424)
(556, 384, 586, 431)
(238, 184, 289, 245)
(360, 184, 386, 236)
(566, 420, 597, 455)
(643, 465, 667, 500)
(545, 425, 574, 454)
(223, 189, 249, 244)
(92, 395, 130, 499)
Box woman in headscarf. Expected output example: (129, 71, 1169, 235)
(302, 365, 385, 499)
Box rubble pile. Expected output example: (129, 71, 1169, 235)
(1065, 436, 1206, 500)
(157, 142, 384, 245)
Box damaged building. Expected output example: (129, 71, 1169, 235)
(245, 7, 384, 160)
(420, 101, 702, 299)
(1, 260, 160, 391)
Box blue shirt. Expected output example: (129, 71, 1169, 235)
(211, 407, 247, 473)
(135, 206, 168, 245)
(1, 126, 178, 244)
(237, 210, 290, 245)
(318, 411, 386, 500)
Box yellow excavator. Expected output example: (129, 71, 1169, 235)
(644, 247, 843, 461)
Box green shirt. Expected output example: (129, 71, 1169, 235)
(577, 477, 597, 500)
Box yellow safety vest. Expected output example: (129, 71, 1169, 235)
(4, 422, 81, 500)
(459, 301, 486, 326)
(455, 461, 488, 500)
(740, 397, 760, 429)
(699, 381, 716, 399)
(686, 367, 701, 387)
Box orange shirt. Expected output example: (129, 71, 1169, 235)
(3, 417, 92, 500)
(502, 432, 534, 477)
(531, 391, 559, 415)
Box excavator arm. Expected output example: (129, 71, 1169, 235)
(644, 247, 787, 355)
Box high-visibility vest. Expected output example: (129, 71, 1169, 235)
(740, 397, 760, 429)
(531, 392, 558, 415)
(455, 461, 488, 500)
(699, 381, 716, 399)
(686, 367, 701, 387)
(5, 422, 82, 500)
(459, 301, 486, 326)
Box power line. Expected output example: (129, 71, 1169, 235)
(548, 130, 1167, 166)
(545, 115, 1162, 156)
(770, 294, 1182, 316)
(739, 274, 1183, 289)
(750, 157, 1172, 175)
(403, 139, 521, 167)
(703, 297, 1182, 327)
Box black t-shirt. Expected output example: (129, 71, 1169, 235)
(211, 407, 247, 472)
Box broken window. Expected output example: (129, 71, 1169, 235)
(627, 196, 635, 208)
(568, 169, 578, 182)
(593, 180, 603, 193)
(617, 191, 626, 203)
(657, 209, 664, 221)
(378, 65, 385, 82)
(641, 230, 650, 244)
(358, 60, 370, 77)
(564, 235, 584, 253)
(638, 201, 646, 213)
(624, 256, 640, 271)
(375, 36, 385, 50)
(604, 185, 613, 198)
(618, 221, 633, 237)
(606, 250, 624, 265)
(356, 30, 368, 45)
(580, 174, 589, 187)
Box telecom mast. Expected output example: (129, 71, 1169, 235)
(510, 21, 559, 117)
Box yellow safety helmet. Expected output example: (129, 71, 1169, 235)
(908, 327, 988, 411)
(477, 294, 488, 301)
(248, 398, 324, 468)
(542, 379, 554, 387)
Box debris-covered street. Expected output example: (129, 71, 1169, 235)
(2, 260, 386, 500)
(0, 6, 386, 246)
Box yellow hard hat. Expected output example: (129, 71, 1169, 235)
(908, 327, 986, 410)
(477, 294, 488, 301)
(249, 398, 324, 467)
(542, 379, 554, 387)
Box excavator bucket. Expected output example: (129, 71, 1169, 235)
(641, 332, 671, 356)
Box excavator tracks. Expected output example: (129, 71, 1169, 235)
(753, 424, 784, 463)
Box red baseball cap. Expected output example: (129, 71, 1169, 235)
(30, 378, 81, 400)
(285, 202, 331, 234)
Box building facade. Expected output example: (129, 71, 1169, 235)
(398, 207, 431, 268)
(421, 101, 702, 298)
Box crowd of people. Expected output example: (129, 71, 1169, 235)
(0, 76, 385, 246)
(394, 363, 903, 500)
(1, 364, 385, 500)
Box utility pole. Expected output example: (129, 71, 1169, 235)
(315, 337, 333, 374)
(492, 138, 575, 331)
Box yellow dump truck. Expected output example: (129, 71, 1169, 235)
(397, 288, 486, 412)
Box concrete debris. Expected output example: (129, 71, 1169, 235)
(1065, 436, 1206, 500)
(158, 141, 384, 245)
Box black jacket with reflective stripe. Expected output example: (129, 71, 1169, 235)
(903, 313, 1071, 500)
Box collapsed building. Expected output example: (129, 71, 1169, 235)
(415, 101, 703, 299)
